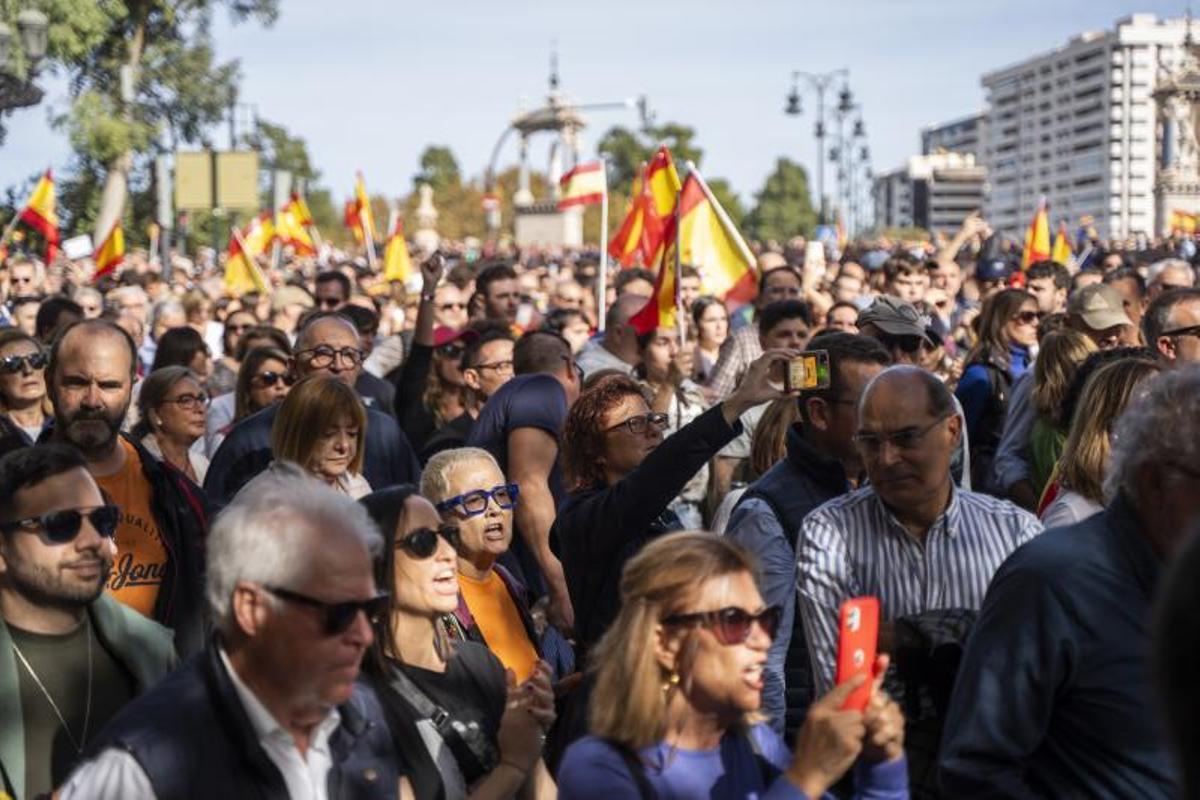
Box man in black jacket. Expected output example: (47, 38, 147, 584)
(725, 332, 889, 739)
(45, 319, 210, 655)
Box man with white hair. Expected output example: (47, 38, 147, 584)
(940, 367, 1200, 797)
(1147, 258, 1196, 301)
(60, 464, 400, 799)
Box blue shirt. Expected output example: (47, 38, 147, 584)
(939, 494, 1178, 798)
(558, 724, 908, 800)
(956, 343, 1030, 442)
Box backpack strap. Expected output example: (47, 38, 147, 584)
(603, 739, 657, 800)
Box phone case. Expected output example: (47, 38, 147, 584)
(835, 596, 879, 711)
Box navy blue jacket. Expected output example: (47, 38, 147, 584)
(939, 494, 1177, 798)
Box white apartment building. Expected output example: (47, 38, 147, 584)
(981, 14, 1192, 240)
(922, 113, 986, 157)
(873, 152, 987, 236)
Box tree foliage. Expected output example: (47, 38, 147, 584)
(415, 146, 461, 193)
(745, 158, 817, 243)
(596, 122, 705, 190)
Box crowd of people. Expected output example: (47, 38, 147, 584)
(2, 208, 1200, 799)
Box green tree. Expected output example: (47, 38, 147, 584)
(415, 146, 461, 193)
(704, 178, 746, 232)
(596, 121, 704, 190)
(745, 158, 817, 243)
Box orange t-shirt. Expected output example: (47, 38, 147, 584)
(458, 570, 539, 682)
(94, 439, 169, 618)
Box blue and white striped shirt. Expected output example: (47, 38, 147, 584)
(796, 484, 1042, 693)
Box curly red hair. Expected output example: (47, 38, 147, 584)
(561, 373, 648, 490)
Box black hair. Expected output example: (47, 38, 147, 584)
(1103, 266, 1147, 298)
(615, 268, 655, 295)
(691, 295, 727, 329)
(476, 262, 518, 298)
(1026, 260, 1072, 291)
(150, 326, 208, 373)
(234, 325, 292, 361)
(339, 304, 380, 338)
(315, 270, 352, 300)
(513, 329, 570, 376)
(48, 319, 139, 381)
(540, 307, 587, 337)
(757, 265, 802, 295)
(358, 484, 420, 674)
(1143, 287, 1200, 345)
(464, 326, 516, 369)
(758, 299, 812, 336)
(1061, 346, 1157, 431)
(799, 332, 891, 425)
(35, 296, 83, 342)
(0, 443, 87, 522)
(828, 300, 860, 319)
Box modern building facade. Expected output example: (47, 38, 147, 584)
(872, 152, 987, 236)
(922, 113, 986, 157)
(981, 14, 1194, 240)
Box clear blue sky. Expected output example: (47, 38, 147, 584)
(0, 0, 1184, 212)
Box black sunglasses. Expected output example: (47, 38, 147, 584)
(435, 342, 465, 358)
(0, 505, 120, 543)
(879, 333, 928, 354)
(264, 585, 390, 636)
(252, 370, 294, 388)
(0, 352, 48, 374)
(662, 605, 783, 645)
(396, 524, 462, 558)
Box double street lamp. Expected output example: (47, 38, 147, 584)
(0, 9, 50, 113)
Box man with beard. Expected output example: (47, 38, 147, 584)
(46, 320, 210, 656)
(0, 444, 176, 800)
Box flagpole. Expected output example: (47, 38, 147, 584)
(685, 160, 755, 269)
(674, 188, 685, 344)
(0, 214, 21, 252)
(598, 159, 609, 333)
(230, 223, 268, 293)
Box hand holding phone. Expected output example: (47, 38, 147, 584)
(835, 597, 879, 712)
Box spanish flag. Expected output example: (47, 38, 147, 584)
(1051, 221, 1072, 266)
(225, 213, 272, 296)
(558, 161, 606, 209)
(678, 169, 757, 305)
(93, 222, 125, 281)
(290, 192, 314, 226)
(343, 199, 363, 244)
(354, 172, 377, 250)
(629, 204, 681, 336)
(608, 165, 648, 267)
(608, 147, 681, 268)
(383, 215, 413, 282)
(1021, 200, 1051, 269)
(19, 169, 59, 264)
(275, 201, 316, 257)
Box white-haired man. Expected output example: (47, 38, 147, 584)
(60, 464, 400, 799)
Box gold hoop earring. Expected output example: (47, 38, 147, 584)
(661, 670, 680, 696)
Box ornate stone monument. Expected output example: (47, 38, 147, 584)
(1155, 20, 1200, 235)
(413, 183, 440, 254)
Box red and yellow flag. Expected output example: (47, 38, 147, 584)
(92, 222, 125, 281)
(383, 216, 413, 282)
(275, 197, 316, 257)
(290, 192, 314, 226)
(18, 169, 59, 264)
(1021, 201, 1051, 269)
(607, 147, 681, 268)
(225, 213, 272, 295)
(629, 206, 681, 336)
(354, 172, 377, 247)
(678, 171, 757, 305)
(558, 161, 606, 209)
(608, 165, 648, 267)
(343, 199, 363, 244)
(1051, 221, 1072, 266)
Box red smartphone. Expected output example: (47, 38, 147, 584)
(835, 596, 880, 711)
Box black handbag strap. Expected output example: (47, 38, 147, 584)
(386, 663, 453, 730)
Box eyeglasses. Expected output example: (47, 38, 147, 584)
(396, 524, 463, 558)
(605, 411, 669, 436)
(263, 585, 390, 636)
(316, 297, 343, 309)
(877, 333, 928, 355)
(561, 354, 584, 382)
(251, 370, 294, 389)
(435, 343, 465, 359)
(0, 352, 47, 374)
(436, 484, 520, 518)
(662, 605, 783, 645)
(853, 414, 952, 455)
(0, 505, 120, 543)
(1161, 324, 1200, 339)
(160, 393, 210, 410)
(225, 323, 252, 334)
(295, 346, 364, 369)
(469, 359, 514, 375)
(438, 302, 467, 312)
(1011, 310, 1042, 325)
(10, 274, 35, 284)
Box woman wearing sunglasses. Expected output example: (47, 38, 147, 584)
(0, 328, 51, 453)
(271, 375, 371, 499)
(558, 532, 907, 800)
(954, 288, 1038, 490)
(132, 366, 210, 484)
(359, 485, 557, 799)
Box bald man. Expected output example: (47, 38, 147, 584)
(575, 293, 646, 378)
(45, 320, 211, 654)
(204, 312, 419, 509)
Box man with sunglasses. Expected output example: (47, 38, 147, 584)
(1143, 287, 1200, 365)
(61, 464, 401, 800)
(797, 366, 1041, 793)
(206, 311, 420, 509)
(46, 320, 211, 656)
(314, 270, 352, 312)
(0, 444, 176, 800)
(421, 328, 516, 463)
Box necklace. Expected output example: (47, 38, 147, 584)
(11, 615, 94, 755)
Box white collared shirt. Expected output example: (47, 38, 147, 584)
(60, 648, 342, 800)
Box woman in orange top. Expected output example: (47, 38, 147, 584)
(421, 447, 543, 682)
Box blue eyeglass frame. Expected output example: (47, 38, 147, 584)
(435, 483, 520, 518)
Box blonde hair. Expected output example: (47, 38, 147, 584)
(589, 531, 758, 748)
(420, 446, 502, 504)
(1058, 358, 1163, 503)
(748, 398, 800, 479)
(270, 376, 367, 475)
(1031, 330, 1097, 425)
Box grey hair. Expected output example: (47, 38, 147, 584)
(420, 447, 502, 504)
(72, 286, 102, 306)
(1104, 367, 1200, 503)
(108, 285, 148, 306)
(150, 298, 185, 328)
(205, 461, 383, 634)
(1148, 259, 1195, 288)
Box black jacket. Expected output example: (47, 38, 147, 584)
(88, 640, 400, 800)
(555, 404, 741, 653)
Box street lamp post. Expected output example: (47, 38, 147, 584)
(0, 9, 49, 113)
(785, 68, 848, 225)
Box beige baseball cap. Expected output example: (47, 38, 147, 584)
(1067, 283, 1132, 330)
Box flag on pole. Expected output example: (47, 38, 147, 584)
(290, 192, 314, 226)
(353, 172, 378, 267)
(630, 202, 681, 336)
(383, 215, 413, 282)
(92, 222, 125, 281)
(19, 169, 60, 264)
(225, 213, 272, 295)
(343, 199, 363, 244)
(558, 161, 607, 209)
(275, 199, 316, 257)
(1051, 221, 1072, 265)
(1021, 200, 1051, 269)
(678, 168, 757, 305)
(608, 165, 648, 267)
(607, 147, 681, 268)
